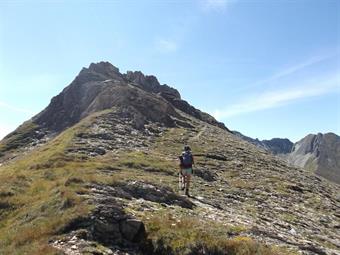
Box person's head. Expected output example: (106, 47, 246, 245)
(184, 145, 191, 152)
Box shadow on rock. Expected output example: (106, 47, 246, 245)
(58, 197, 149, 253)
(111, 181, 195, 209)
(194, 167, 217, 182)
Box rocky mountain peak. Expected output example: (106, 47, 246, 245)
(292, 133, 323, 154)
(235, 131, 340, 184)
(286, 132, 340, 184)
(125, 71, 159, 88)
(77, 61, 123, 83)
(124, 70, 181, 100)
(88, 61, 120, 74)
(1, 61, 227, 152)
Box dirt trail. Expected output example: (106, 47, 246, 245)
(190, 125, 207, 141)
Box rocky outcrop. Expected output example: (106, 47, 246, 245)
(125, 71, 181, 100)
(170, 99, 228, 130)
(54, 184, 149, 254)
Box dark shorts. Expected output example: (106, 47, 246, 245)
(182, 168, 192, 175)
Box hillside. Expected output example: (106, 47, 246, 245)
(0, 62, 339, 255)
(287, 133, 340, 184)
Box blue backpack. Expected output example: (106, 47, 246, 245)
(181, 151, 193, 167)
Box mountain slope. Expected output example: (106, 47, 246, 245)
(0, 62, 339, 255)
(287, 133, 340, 184)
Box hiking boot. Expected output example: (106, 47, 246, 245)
(185, 189, 190, 197)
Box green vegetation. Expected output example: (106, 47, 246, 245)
(0, 121, 39, 153)
(117, 151, 176, 176)
(143, 212, 297, 255)
(0, 110, 307, 254)
(0, 117, 98, 254)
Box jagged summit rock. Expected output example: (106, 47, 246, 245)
(88, 61, 120, 74)
(125, 71, 162, 92)
(76, 61, 124, 83)
(125, 70, 181, 101)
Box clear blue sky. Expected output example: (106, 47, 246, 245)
(0, 0, 339, 142)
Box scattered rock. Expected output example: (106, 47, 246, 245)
(194, 167, 217, 182)
(113, 181, 194, 209)
(288, 185, 304, 193)
(120, 219, 145, 242)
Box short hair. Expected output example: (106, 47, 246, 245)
(184, 145, 191, 151)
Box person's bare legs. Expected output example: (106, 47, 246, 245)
(185, 174, 191, 196)
(181, 174, 185, 190)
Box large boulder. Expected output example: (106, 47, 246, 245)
(120, 218, 146, 242)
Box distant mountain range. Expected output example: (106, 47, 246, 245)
(232, 131, 294, 155)
(234, 131, 340, 184)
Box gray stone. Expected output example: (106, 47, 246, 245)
(119, 219, 145, 242)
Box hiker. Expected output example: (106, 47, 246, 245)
(179, 145, 194, 196)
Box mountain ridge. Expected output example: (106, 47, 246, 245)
(234, 131, 340, 184)
(0, 61, 227, 160)
(232, 131, 294, 155)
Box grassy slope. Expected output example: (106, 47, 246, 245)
(0, 121, 39, 155)
(0, 110, 298, 255)
(0, 119, 92, 254)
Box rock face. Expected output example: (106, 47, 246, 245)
(287, 133, 340, 184)
(124, 71, 181, 100)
